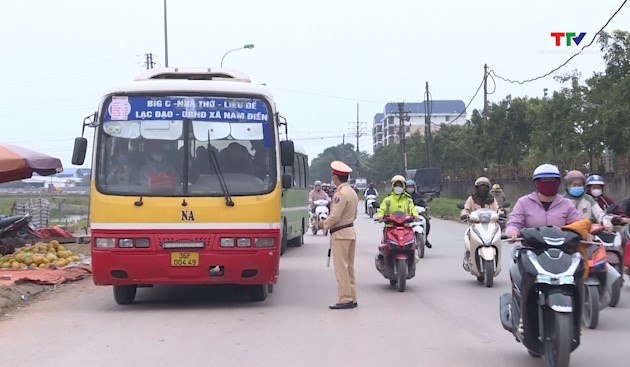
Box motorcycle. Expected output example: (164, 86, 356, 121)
(310, 199, 329, 236)
(0, 213, 41, 255)
(623, 224, 630, 281)
(499, 226, 585, 367)
(581, 225, 623, 329)
(374, 211, 417, 292)
(457, 202, 510, 287)
(366, 194, 378, 218)
(498, 206, 509, 231)
(411, 206, 428, 259)
(591, 223, 624, 302)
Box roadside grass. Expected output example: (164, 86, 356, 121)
(0, 194, 89, 216)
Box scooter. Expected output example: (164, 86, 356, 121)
(0, 213, 41, 255)
(366, 194, 378, 218)
(591, 224, 624, 300)
(374, 211, 417, 292)
(410, 206, 428, 259)
(623, 224, 630, 281)
(498, 207, 509, 231)
(581, 226, 623, 329)
(457, 202, 510, 287)
(310, 199, 329, 236)
(499, 226, 585, 367)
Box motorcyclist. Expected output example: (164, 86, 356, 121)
(505, 163, 588, 338)
(562, 170, 613, 232)
(460, 177, 499, 221)
(585, 174, 629, 225)
(363, 183, 378, 214)
(490, 183, 506, 207)
(377, 175, 420, 261)
(405, 179, 432, 248)
(308, 180, 331, 214)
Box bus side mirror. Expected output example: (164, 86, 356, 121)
(280, 140, 294, 166)
(282, 173, 293, 189)
(72, 137, 88, 165)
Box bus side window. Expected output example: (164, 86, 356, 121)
(300, 156, 308, 188)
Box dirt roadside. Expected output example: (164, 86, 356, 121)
(0, 242, 92, 317)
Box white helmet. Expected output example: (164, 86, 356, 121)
(314, 180, 322, 186)
(532, 164, 561, 180)
(475, 177, 491, 187)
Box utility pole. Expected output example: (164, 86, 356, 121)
(144, 53, 155, 70)
(348, 103, 367, 153)
(483, 64, 489, 125)
(396, 102, 410, 174)
(163, 0, 169, 67)
(424, 81, 433, 167)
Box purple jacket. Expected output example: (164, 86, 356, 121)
(506, 192, 582, 234)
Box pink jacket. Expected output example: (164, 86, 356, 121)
(506, 192, 582, 234)
(309, 189, 330, 206)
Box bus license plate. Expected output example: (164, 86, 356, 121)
(170, 252, 199, 267)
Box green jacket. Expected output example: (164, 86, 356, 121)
(377, 191, 419, 219)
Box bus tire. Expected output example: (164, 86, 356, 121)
(280, 223, 288, 256)
(113, 285, 137, 305)
(249, 284, 268, 302)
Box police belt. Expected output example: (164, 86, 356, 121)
(330, 223, 354, 234)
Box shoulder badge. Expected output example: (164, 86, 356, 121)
(334, 196, 340, 204)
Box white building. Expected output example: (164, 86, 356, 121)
(372, 100, 466, 151)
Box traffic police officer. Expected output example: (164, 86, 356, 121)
(320, 160, 359, 309)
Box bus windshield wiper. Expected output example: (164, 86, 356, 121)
(207, 131, 234, 207)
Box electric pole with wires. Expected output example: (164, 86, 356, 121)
(396, 102, 410, 174)
(424, 82, 433, 167)
(348, 103, 367, 153)
(144, 53, 156, 70)
(483, 64, 488, 125)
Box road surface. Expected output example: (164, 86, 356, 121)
(0, 206, 627, 366)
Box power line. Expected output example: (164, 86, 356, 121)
(490, 0, 628, 85)
(347, 103, 367, 153)
(434, 74, 485, 127)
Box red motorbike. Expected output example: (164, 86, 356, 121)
(374, 211, 417, 292)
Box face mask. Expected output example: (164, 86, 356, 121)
(152, 154, 163, 162)
(476, 186, 489, 195)
(407, 188, 415, 193)
(393, 187, 404, 195)
(535, 180, 560, 196)
(591, 189, 603, 197)
(568, 186, 584, 197)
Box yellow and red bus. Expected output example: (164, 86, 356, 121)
(71, 67, 295, 304)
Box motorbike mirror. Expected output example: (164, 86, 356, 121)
(607, 204, 619, 214)
(456, 203, 465, 210)
(502, 201, 511, 208)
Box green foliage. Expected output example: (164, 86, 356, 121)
(425, 197, 465, 219)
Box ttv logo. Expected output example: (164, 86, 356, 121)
(551, 32, 587, 46)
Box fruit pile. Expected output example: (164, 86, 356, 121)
(0, 240, 81, 270)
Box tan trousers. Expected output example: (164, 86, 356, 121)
(332, 239, 356, 303)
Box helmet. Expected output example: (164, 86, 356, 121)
(563, 170, 586, 184)
(586, 175, 605, 186)
(391, 175, 406, 186)
(492, 184, 501, 190)
(475, 177, 491, 187)
(314, 180, 322, 186)
(406, 179, 416, 187)
(532, 164, 560, 180)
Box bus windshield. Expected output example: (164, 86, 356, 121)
(95, 95, 277, 197)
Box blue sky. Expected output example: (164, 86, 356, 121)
(1, 0, 628, 168)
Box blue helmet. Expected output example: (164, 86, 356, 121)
(532, 163, 561, 180)
(586, 175, 605, 186)
(406, 179, 416, 187)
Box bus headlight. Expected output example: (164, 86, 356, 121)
(254, 238, 275, 248)
(220, 238, 235, 247)
(119, 239, 134, 248)
(95, 238, 115, 248)
(237, 238, 251, 247)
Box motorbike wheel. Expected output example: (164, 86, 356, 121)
(609, 279, 622, 307)
(396, 259, 407, 292)
(311, 226, 318, 235)
(416, 233, 425, 259)
(582, 284, 599, 329)
(389, 279, 397, 286)
(483, 260, 494, 288)
(543, 312, 572, 367)
(368, 207, 374, 218)
(323, 229, 328, 236)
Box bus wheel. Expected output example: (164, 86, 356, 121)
(113, 285, 137, 305)
(249, 284, 268, 302)
(280, 224, 288, 256)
